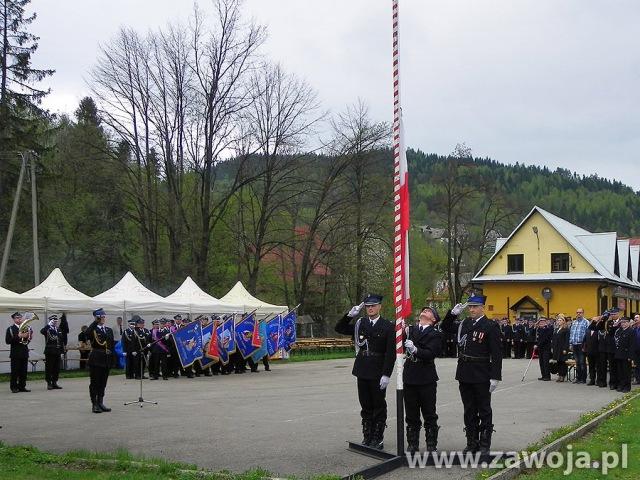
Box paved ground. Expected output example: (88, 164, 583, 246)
(0, 358, 633, 479)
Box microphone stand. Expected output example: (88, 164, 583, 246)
(124, 335, 157, 408)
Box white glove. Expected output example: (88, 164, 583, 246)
(164, 334, 171, 340)
(379, 375, 390, 390)
(404, 339, 417, 354)
(123, 352, 127, 357)
(348, 302, 365, 318)
(451, 303, 467, 316)
(489, 379, 500, 393)
(132, 351, 138, 357)
(146, 344, 151, 349)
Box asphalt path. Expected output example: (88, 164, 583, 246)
(0, 357, 631, 478)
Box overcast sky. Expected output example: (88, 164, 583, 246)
(30, 0, 640, 190)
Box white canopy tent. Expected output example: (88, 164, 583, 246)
(0, 268, 96, 312)
(92, 271, 188, 314)
(0, 285, 41, 310)
(164, 276, 238, 315)
(219, 281, 287, 316)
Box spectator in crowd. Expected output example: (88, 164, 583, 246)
(551, 314, 570, 382)
(569, 308, 589, 383)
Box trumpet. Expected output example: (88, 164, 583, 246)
(18, 312, 38, 344)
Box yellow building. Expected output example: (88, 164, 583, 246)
(472, 206, 640, 321)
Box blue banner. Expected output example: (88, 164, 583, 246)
(282, 311, 297, 351)
(172, 320, 203, 368)
(266, 315, 281, 356)
(235, 313, 259, 359)
(200, 322, 216, 368)
(251, 319, 269, 362)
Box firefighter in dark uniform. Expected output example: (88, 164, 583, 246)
(5, 312, 32, 393)
(40, 314, 65, 390)
(500, 318, 513, 359)
(403, 306, 443, 454)
(122, 318, 136, 379)
(335, 294, 395, 450)
(441, 295, 502, 454)
(584, 317, 600, 386)
(604, 308, 620, 390)
(131, 315, 151, 379)
(525, 319, 536, 359)
(513, 318, 525, 359)
(535, 317, 553, 380)
(87, 308, 115, 413)
(614, 316, 632, 392)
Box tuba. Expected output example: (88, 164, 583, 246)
(18, 312, 39, 345)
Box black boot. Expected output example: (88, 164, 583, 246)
(97, 396, 111, 412)
(361, 419, 373, 446)
(92, 395, 102, 413)
(405, 424, 420, 454)
(425, 424, 440, 452)
(47, 382, 54, 391)
(463, 427, 479, 453)
(478, 424, 494, 455)
(52, 382, 62, 389)
(370, 421, 386, 450)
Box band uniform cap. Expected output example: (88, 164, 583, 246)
(619, 316, 630, 323)
(608, 307, 621, 313)
(11, 312, 22, 319)
(466, 294, 487, 306)
(363, 294, 383, 305)
(173, 314, 182, 320)
(159, 318, 168, 323)
(93, 308, 106, 317)
(152, 319, 160, 325)
(48, 314, 59, 322)
(133, 315, 145, 324)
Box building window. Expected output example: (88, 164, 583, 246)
(507, 254, 524, 273)
(551, 253, 570, 272)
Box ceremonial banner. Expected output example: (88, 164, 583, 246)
(214, 315, 235, 365)
(266, 315, 281, 356)
(235, 313, 260, 359)
(282, 311, 297, 351)
(206, 321, 220, 361)
(251, 319, 268, 362)
(199, 321, 215, 368)
(172, 320, 203, 368)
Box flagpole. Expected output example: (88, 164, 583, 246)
(391, 0, 410, 458)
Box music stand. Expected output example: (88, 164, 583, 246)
(124, 350, 157, 408)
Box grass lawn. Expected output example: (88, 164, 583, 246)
(516, 392, 639, 479)
(0, 443, 340, 480)
(0, 368, 125, 383)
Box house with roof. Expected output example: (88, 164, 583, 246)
(471, 206, 640, 321)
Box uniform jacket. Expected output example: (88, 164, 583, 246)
(86, 320, 115, 368)
(5, 324, 30, 359)
(500, 324, 513, 342)
(535, 325, 553, 351)
(441, 311, 502, 383)
(614, 327, 633, 360)
(584, 323, 599, 355)
(122, 327, 136, 353)
(403, 324, 442, 385)
(551, 327, 570, 362)
(335, 314, 395, 380)
(40, 324, 65, 356)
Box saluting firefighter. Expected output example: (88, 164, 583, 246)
(40, 314, 65, 390)
(441, 295, 502, 455)
(122, 318, 136, 379)
(5, 312, 32, 393)
(87, 308, 115, 413)
(403, 306, 443, 454)
(132, 315, 152, 379)
(335, 294, 395, 450)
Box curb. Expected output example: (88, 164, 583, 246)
(486, 390, 640, 480)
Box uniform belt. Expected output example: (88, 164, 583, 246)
(459, 354, 490, 363)
(359, 351, 384, 357)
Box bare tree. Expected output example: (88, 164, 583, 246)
(235, 62, 322, 294)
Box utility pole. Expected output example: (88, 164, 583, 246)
(30, 152, 40, 285)
(0, 152, 28, 287)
